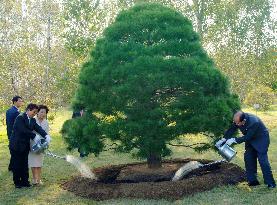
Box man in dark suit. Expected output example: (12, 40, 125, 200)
(6, 96, 24, 171)
(72, 108, 84, 118)
(221, 111, 276, 188)
(72, 108, 88, 158)
(9, 103, 51, 188)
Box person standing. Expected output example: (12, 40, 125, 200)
(72, 108, 87, 158)
(6, 96, 24, 171)
(72, 108, 84, 118)
(9, 103, 51, 188)
(28, 105, 50, 185)
(220, 111, 276, 188)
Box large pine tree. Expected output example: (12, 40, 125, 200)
(62, 3, 240, 168)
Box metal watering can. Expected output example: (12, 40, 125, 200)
(31, 138, 49, 153)
(32, 139, 66, 160)
(215, 139, 237, 162)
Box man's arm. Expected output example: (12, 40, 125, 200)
(6, 111, 12, 138)
(33, 121, 47, 138)
(235, 122, 259, 143)
(6, 109, 20, 138)
(224, 123, 238, 139)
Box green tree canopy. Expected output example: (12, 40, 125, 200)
(62, 3, 240, 168)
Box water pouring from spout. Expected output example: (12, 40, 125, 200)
(65, 155, 96, 179)
(45, 150, 96, 179)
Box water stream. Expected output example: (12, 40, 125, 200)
(45, 151, 96, 179)
(172, 160, 226, 181)
(172, 161, 203, 181)
(65, 155, 96, 179)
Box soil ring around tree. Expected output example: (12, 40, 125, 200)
(62, 158, 246, 201)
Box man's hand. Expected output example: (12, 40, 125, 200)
(215, 138, 226, 147)
(45, 135, 51, 144)
(226, 138, 237, 146)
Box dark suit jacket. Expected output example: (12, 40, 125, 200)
(224, 113, 270, 153)
(9, 113, 47, 153)
(72, 111, 81, 118)
(6, 106, 20, 140)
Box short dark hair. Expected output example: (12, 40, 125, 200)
(12, 96, 22, 104)
(38, 105, 49, 114)
(26, 103, 39, 111)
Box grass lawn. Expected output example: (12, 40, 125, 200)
(0, 107, 276, 205)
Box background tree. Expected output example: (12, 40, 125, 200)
(62, 0, 102, 57)
(0, 0, 80, 111)
(61, 0, 276, 104)
(0, 0, 276, 112)
(62, 3, 240, 168)
(245, 85, 275, 111)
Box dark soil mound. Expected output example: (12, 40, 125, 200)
(62, 158, 246, 201)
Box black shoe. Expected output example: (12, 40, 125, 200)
(268, 184, 276, 189)
(80, 152, 88, 158)
(21, 183, 31, 187)
(248, 181, 260, 186)
(15, 185, 22, 189)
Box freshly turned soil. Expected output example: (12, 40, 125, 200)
(62, 158, 246, 201)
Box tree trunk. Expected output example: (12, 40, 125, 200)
(44, 13, 52, 104)
(192, 0, 205, 39)
(147, 153, 162, 169)
(46, 14, 51, 88)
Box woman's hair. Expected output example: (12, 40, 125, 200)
(38, 104, 49, 114)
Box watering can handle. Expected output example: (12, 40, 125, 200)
(215, 139, 226, 148)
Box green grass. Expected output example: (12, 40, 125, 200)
(0, 108, 277, 205)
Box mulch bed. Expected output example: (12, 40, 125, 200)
(62, 158, 246, 201)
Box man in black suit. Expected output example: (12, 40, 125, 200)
(72, 108, 88, 158)
(6, 96, 24, 171)
(9, 103, 51, 188)
(72, 108, 84, 118)
(220, 111, 276, 188)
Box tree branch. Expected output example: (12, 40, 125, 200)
(102, 142, 119, 151)
(199, 132, 214, 137)
(167, 142, 208, 149)
(102, 147, 117, 151)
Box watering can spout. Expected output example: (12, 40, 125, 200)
(31, 138, 49, 153)
(45, 150, 66, 160)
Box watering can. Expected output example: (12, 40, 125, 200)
(215, 139, 237, 162)
(32, 139, 66, 160)
(31, 138, 49, 153)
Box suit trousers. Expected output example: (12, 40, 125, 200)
(8, 138, 13, 171)
(244, 144, 275, 185)
(10, 148, 30, 186)
(8, 147, 13, 171)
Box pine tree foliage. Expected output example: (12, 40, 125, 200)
(62, 3, 240, 167)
